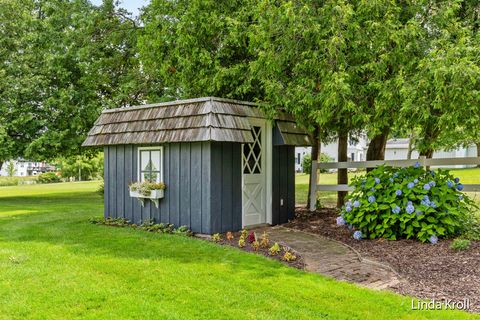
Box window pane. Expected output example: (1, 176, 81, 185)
(139, 148, 162, 182)
(142, 171, 160, 182)
(141, 151, 150, 171)
(150, 150, 161, 172)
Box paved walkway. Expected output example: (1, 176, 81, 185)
(256, 226, 402, 290)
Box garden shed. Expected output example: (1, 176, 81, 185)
(83, 97, 311, 234)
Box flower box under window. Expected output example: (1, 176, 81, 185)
(129, 182, 166, 208)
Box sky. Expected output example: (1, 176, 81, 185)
(90, 0, 151, 17)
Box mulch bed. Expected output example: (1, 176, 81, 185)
(285, 207, 480, 312)
(200, 231, 306, 270)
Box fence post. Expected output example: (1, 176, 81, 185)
(309, 161, 318, 212)
(419, 155, 427, 170)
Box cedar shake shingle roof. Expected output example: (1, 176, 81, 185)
(82, 97, 311, 146)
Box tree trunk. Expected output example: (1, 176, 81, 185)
(407, 137, 414, 160)
(337, 132, 348, 208)
(0, 161, 3, 173)
(307, 126, 320, 209)
(366, 127, 390, 172)
(419, 149, 434, 159)
(476, 142, 480, 168)
(419, 148, 434, 170)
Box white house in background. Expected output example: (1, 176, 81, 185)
(295, 137, 478, 172)
(385, 138, 477, 168)
(0, 159, 56, 177)
(295, 135, 368, 172)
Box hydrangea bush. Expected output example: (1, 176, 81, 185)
(338, 163, 477, 242)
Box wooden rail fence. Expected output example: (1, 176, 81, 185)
(309, 156, 480, 211)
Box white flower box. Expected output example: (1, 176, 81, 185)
(129, 189, 164, 208)
(129, 189, 164, 199)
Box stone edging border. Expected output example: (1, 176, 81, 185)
(274, 226, 403, 279)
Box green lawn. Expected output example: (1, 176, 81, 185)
(296, 168, 480, 207)
(0, 182, 476, 319)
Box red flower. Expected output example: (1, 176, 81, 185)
(247, 231, 256, 243)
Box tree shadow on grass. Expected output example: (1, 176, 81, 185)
(0, 192, 308, 280)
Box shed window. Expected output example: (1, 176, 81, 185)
(138, 147, 163, 183)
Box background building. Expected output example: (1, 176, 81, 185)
(0, 160, 56, 177)
(295, 138, 478, 172)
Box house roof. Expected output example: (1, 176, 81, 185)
(82, 97, 312, 147)
(386, 138, 410, 149)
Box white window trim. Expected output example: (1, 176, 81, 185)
(137, 146, 164, 183)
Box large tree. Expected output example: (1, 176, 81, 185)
(139, 0, 261, 101)
(0, 0, 146, 164)
(400, 1, 480, 158)
(251, 0, 423, 205)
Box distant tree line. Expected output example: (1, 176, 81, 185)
(0, 0, 478, 205)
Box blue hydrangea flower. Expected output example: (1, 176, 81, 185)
(345, 206, 352, 213)
(430, 201, 437, 208)
(336, 216, 346, 226)
(429, 170, 435, 176)
(416, 210, 423, 216)
(368, 195, 376, 203)
(459, 195, 464, 201)
(392, 205, 401, 214)
(406, 204, 415, 214)
(457, 183, 464, 191)
(414, 161, 421, 168)
(374, 177, 380, 185)
(429, 181, 436, 187)
(353, 200, 360, 208)
(454, 177, 460, 183)
(407, 201, 413, 206)
(447, 181, 453, 188)
(393, 172, 399, 178)
(389, 178, 394, 183)
(423, 184, 431, 191)
(421, 196, 431, 206)
(414, 179, 419, 184)
(407, 182, 415, 189)
(370, 188, 376, 192)
(346, 200, 352, 207)
(353, 231, 363, 240)
(429, 235, 438, 245)
(395, 189, 402, 196)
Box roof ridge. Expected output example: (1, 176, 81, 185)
(101, 97, 258, 114)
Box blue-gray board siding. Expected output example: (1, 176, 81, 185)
(103, 142, 242, 234)
(272, 146, 295, 225)
(210, 142, 242, 233)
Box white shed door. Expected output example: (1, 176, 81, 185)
(242, 119, 267, 226)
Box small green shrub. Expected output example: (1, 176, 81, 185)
(212, 233, 222, 242)
(338, 164, 478, 243)
(462, 214, 480, 240)
(450, 238, 471, 251)
(269, 243, 281, 256)
(90, 217, 192, 236)
(302, 152, 332, 174)
(0, 178, 21, 186)
(282, 251, 297, 262)
(238, 237, 246, 248)
(37, 172, 61, 184)
(97, 181, 104, 196)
